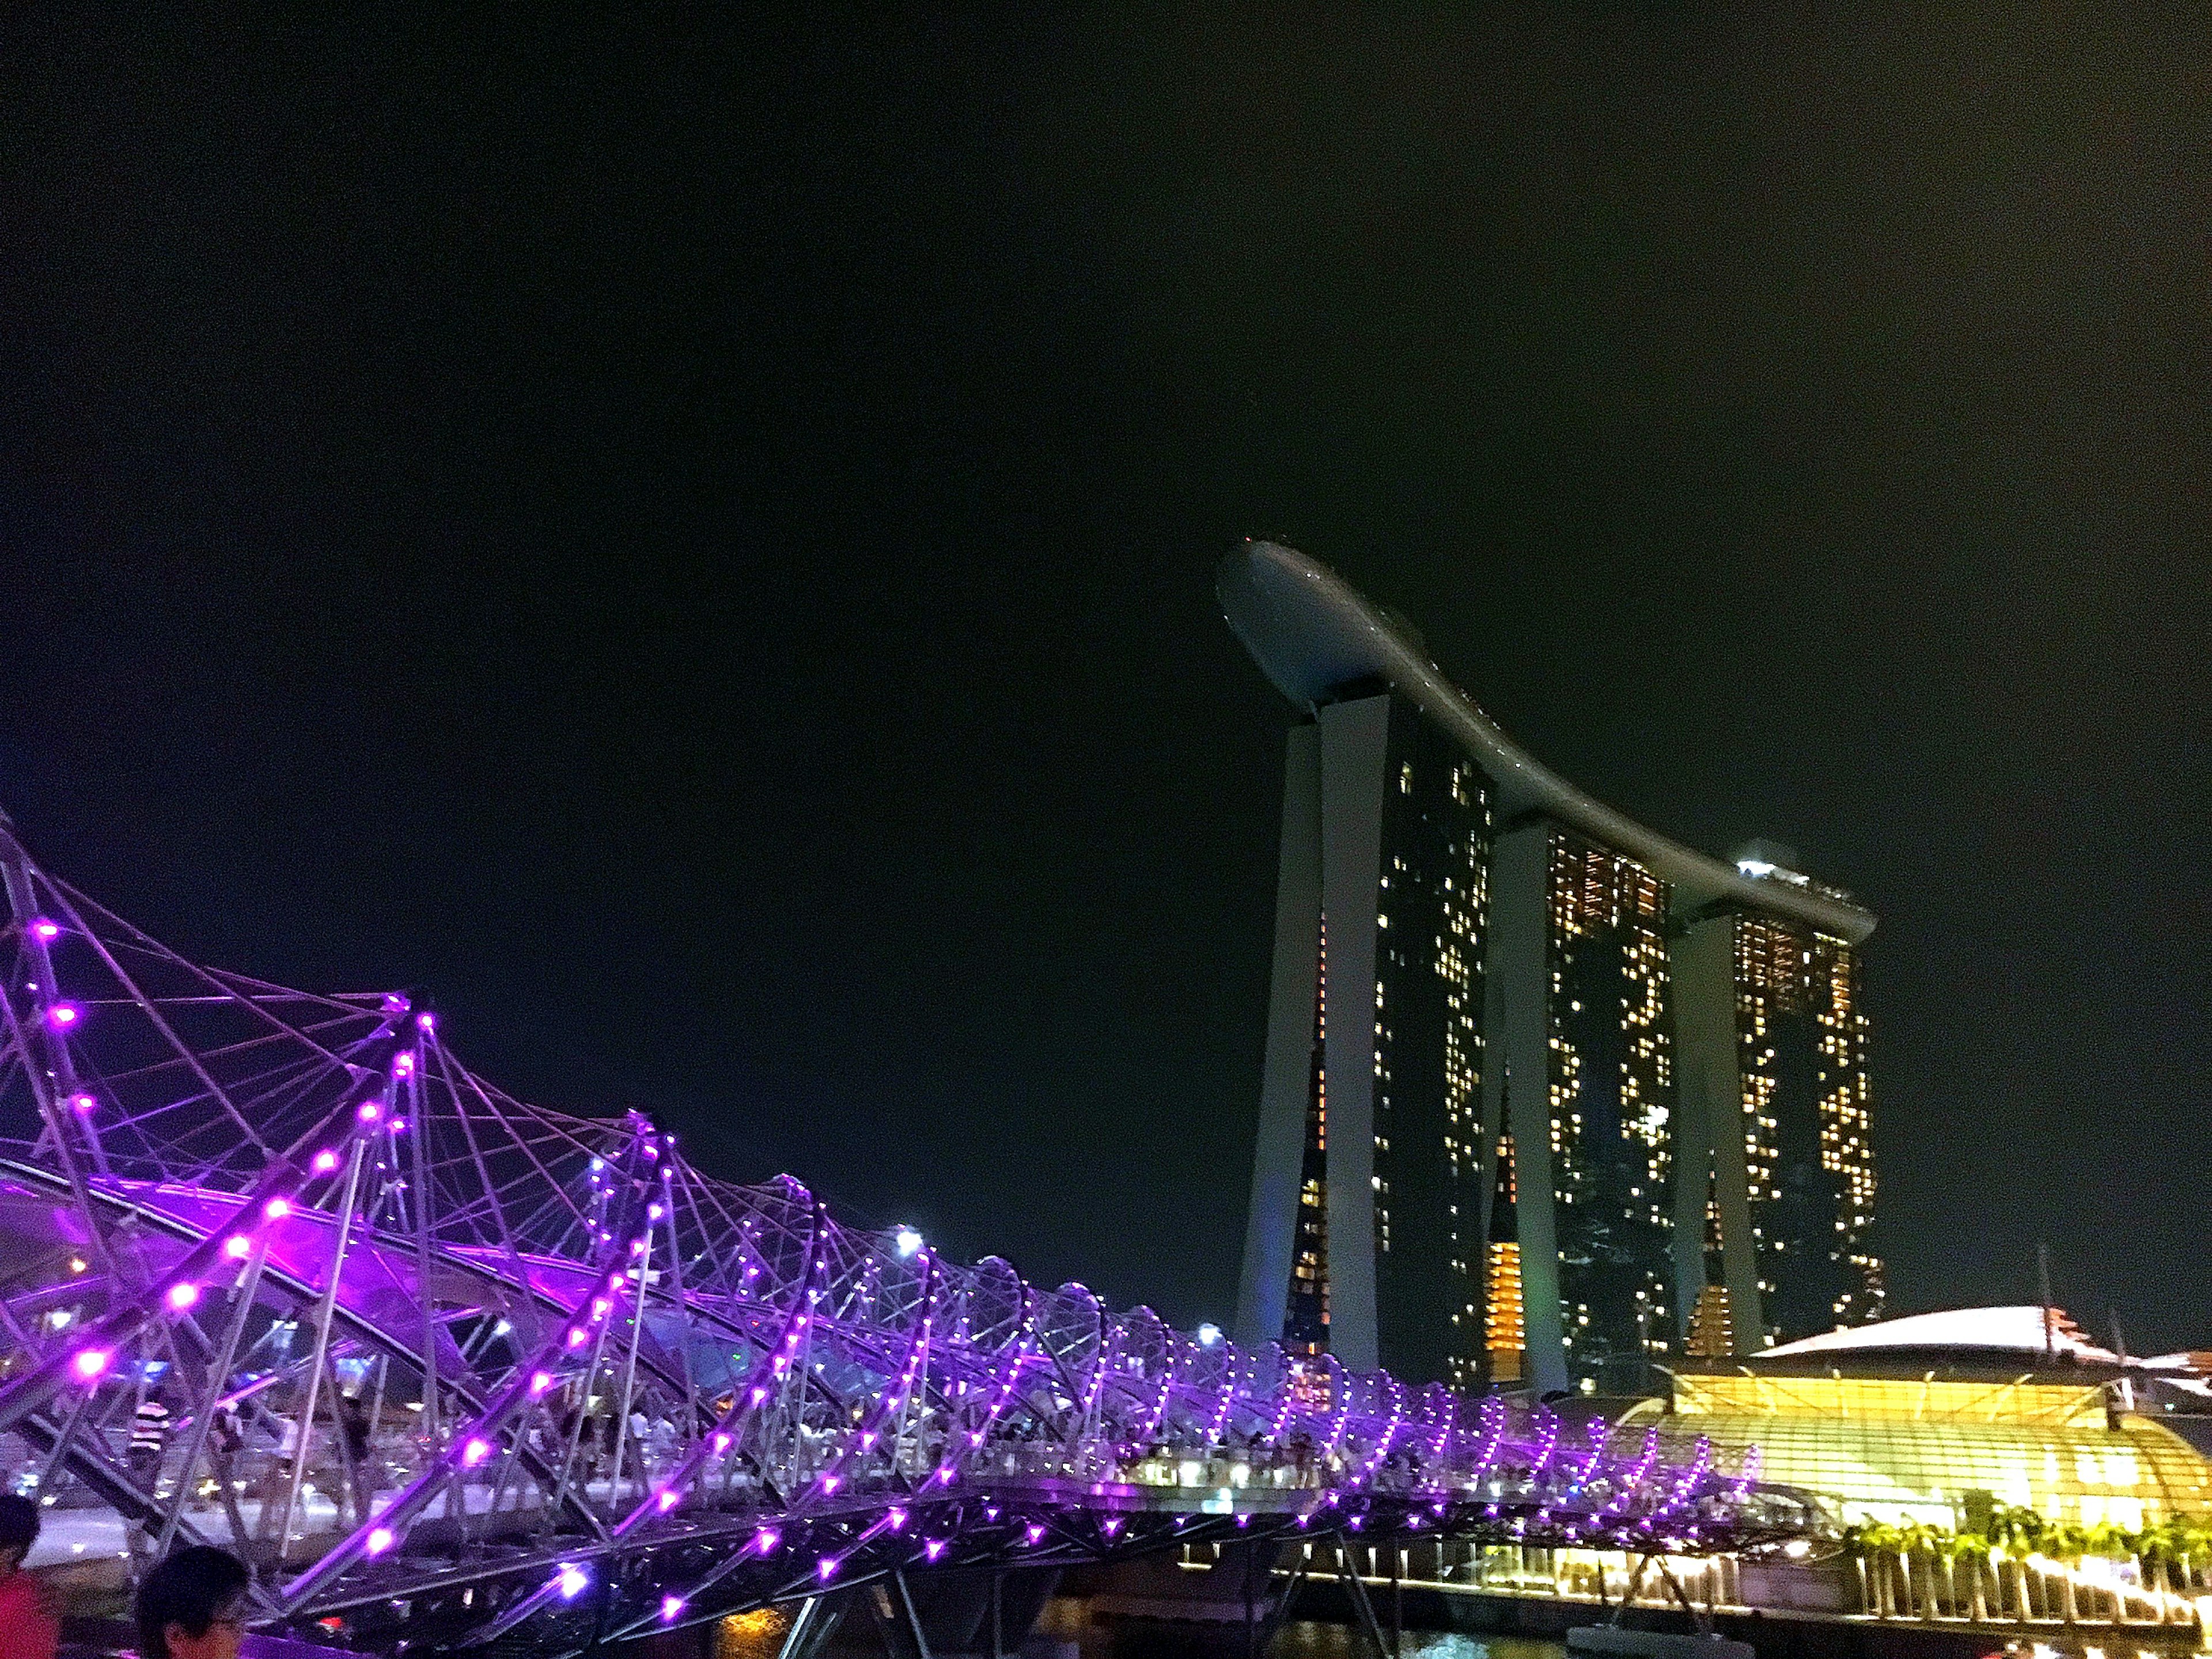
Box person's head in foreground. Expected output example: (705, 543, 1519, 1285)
(136, 1546, 250, 1659)
(0, 1494, 37, 1576)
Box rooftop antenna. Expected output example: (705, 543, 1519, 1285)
(2036, 1243, 2056, 1359)
(2112, 1309, 2136, 1412)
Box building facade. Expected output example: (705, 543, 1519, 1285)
(1229, 688, 1493, 1388)
(1225, 541, 1880, 1394)
(1633, 1307, 2212, 1530)
(1730, 912, 1883, 1343)
(1545, 833, 1678, 1395)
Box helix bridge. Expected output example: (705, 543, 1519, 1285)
(0, 811, 1813, 1654)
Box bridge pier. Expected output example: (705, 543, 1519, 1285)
(776, 1593, 853, 1659)
(859, 1567, 1066, 1659)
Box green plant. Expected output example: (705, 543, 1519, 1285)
(1987, 1503, 2049, 1554)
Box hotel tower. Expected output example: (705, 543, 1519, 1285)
(1225, 541, 1882, 1396)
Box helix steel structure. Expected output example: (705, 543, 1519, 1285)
(0, 813, 1813, 1654)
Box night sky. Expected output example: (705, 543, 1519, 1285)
(3, 10, 2205, 1348)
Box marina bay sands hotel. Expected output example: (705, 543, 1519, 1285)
(1225, 540, 1881, 1399)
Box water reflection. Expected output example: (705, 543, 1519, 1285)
(1230, 1624, 1562, 1659)
(707, 1599, 1565, 1659)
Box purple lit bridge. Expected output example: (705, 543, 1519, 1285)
(0, 813, 1814, 1656)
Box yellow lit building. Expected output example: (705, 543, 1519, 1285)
(1623, 1306, 2212, 1530)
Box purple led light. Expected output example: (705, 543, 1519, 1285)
(660, 1596, 685, 1623)
(46, 1005, 78, 1029)
(923, 1539, 947, 1562)
(886, 1508, 907, 1531)
(556, 1563, 588, 1600)
(264, 1197, 292, 1220)
(461, 1438, 492, 1467)
(224, 1235, 251, 1260)
(529, 1370, 554, 1395)
(754, 1527, 781, 1554)
(165, 1282, 200, 1312)
(70, 1094, 94, 1115)
(69, 1349, 109, 1382)
(393, 1053, 415, 1078)
(30, 921, 59, 940)
(357, 1102, 380, 1123)
(366, 1526, 395, 1556)
(816, 1556, 839, 1582)
(656, 1487, 679, 1512)
(312, 1150, 340, 1174)
(416, 1012, 435, 1031)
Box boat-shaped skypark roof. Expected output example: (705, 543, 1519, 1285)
(1218, 539, 1876, 943)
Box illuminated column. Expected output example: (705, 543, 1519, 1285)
(1484, 1099, 1524, 1384)
(1313, 695, 1390, 1375)
(1685, 1285, 1734, 1360)
(1672, 912, 1763, 1355)
(1234, 724, 1322, 1351)
(1683, 1172, 1734, 1359)
(1480, 821, 1567, 1396)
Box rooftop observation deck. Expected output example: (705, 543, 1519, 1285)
(1218, 539, 1876, 943)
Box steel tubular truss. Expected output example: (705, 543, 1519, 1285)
(0, 813, 1816, 1654)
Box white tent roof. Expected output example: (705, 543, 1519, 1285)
(1762, 1305, 2124, 1366)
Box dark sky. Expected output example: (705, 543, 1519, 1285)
(3, 9, 2206, 1347)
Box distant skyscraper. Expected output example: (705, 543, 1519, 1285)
(1224, 541, 1880, 1393)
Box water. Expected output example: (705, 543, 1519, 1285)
(706, 1598, 1567, 1659)
(1185, 1622, 1561, 1659)
(1031, 1600, 1564, 1659)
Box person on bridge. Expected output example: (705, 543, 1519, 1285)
(130, 1387, 172, 1487)
(135, 1545, 250, 1659)
(0, 1494, 58, 1659)
(338, 1392, 374, 1521)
